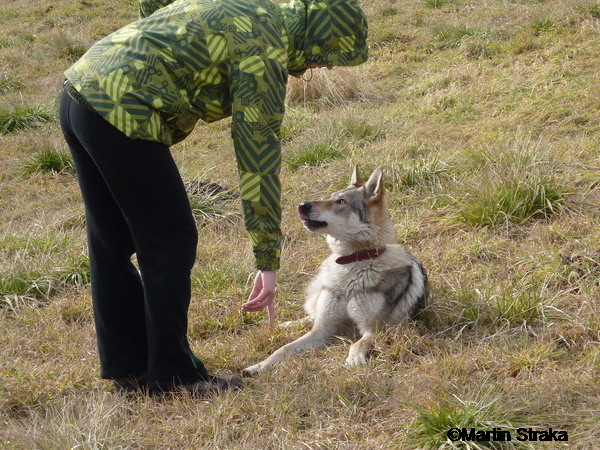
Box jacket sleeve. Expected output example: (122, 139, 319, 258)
(228, 53, 287, 271)
(139, 0, 177, 18)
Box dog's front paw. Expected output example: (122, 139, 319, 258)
(344, 353, 368, 367)
(242, 363, 262, 377)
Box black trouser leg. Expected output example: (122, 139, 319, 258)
(59, 91, 208, 390)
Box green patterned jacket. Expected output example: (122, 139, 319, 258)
(65, 0, 368, 270)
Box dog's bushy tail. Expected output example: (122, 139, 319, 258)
(408, 257, 429, 317)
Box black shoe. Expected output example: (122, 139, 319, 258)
(185, 374, 243, 397)
(207, 374, 243, 391)
(113, 373, 148, 395)
(150, 374, 243, 399)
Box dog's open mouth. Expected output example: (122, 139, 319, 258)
(298, 211, 327, 229)
(303, 219, 328, 229)
(298, 203, 328, 230)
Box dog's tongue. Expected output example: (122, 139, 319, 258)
(297, 204, 310, 221)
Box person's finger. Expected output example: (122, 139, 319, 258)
(241, 290, 274, 311)
(267, 299, 275, 327)
(246, 272, 262, 301)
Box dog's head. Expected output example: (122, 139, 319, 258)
(298, 166, 394, 245)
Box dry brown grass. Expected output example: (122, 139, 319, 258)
(1, 0, 599, 448)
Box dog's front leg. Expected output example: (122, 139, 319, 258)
(243, 325, 334, 376)
(243, 287, 344, 376)
(279, 316, 312, 329)
(344, 331, 375, 367)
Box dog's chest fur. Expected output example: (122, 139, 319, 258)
(308, 244, 415, 300)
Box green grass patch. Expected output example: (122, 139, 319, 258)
(427, 279, 547, 338)
(0, 256, 90, 302)
(338, 115, 386, 146)
(411, 395, 522, 448)
(575, 2, 600, 19)
(19, 34, 37, 43)
(530, 17, 555, 34)
(57, 42, 89, 61)
(388, 158, 451, 190)
(450, 143, 568, 227)
(424, 0, 453, 8)
(280, 114, 308, 143)
(463, 40, 495, 60)
(50, 32, 90, 61)
(0, 106, 53, 134)
(22, 148, 75, 175)
(0, 74, 23, 93)
(285, 141, 346, 170)
(454, 176, 566, 227)
(435, 25, 498, 49)
(188, 191, 238, 228)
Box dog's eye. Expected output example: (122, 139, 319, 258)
(336, 199, 346, 204)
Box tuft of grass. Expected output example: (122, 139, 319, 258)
(50, 32, 90, 61)
(435, 25, 497, 49)
(188, 191, 238, 228)
(19, 34, 37, 43)
(575, 2, 600, 19)
(388, 158, 451, 191)
(492, 287, 544, 327)
(379, 6, 399, 17)
(530, 17, 555, 34)
(426, 277, 549, 340)
(453, 176, 566, 227)
(411, 395, 522, 449)
(286, 66, 387, 108)
(279, 111, 309, 143)
(0, 73, 23, 93)
(22, 148, 75, 175)
(338, 115, 386, 146)
(424, 0, 453, 8)
(0, 274, 55, 301)
(454, 176, 566, 227)
(462, 40, 494, 60)
(57, 256, 91, 287)
(0, 105, 53, 134)
(285, 141, 346, 170)
(449, 141, 568, 227)
(0, 256, 90, 303)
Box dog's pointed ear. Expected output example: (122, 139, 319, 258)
(350, 165, 363, 187)
(365, 167, 385, 203)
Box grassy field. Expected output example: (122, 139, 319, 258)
(1, 0, 599, 447)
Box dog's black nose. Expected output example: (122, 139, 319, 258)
(298, 202, 312, 220)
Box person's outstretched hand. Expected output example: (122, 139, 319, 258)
(241, 270, 276, 327)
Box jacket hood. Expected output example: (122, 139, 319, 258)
(280, 0, 368, 77)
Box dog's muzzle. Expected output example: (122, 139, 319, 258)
(298, 202, 312, 220)
(298, 202, 328, 229)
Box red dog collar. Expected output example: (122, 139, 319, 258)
(335, 247, 387, 265)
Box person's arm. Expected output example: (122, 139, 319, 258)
(139, 0, 176, 18)
(228, 45, 288, 324)
(229, 54, 286, 272)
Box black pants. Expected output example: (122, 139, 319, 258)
(59, 90, 208, 391)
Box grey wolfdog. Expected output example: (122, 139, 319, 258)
(243, 166, 428, 375)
